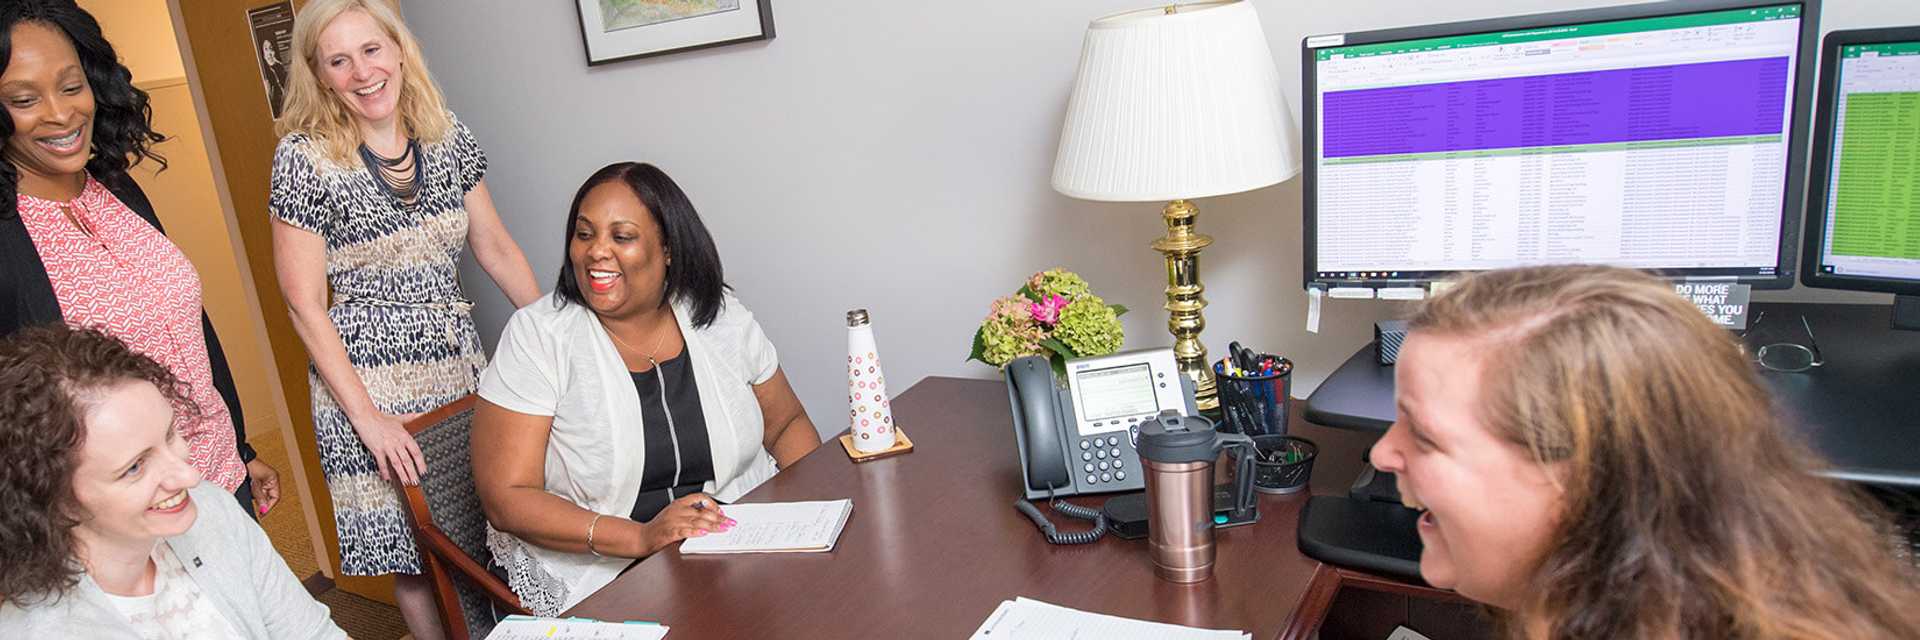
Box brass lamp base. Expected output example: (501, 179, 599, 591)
(1150, 199, 1217, 412)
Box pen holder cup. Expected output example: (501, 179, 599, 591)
(1237, 435, 1316, 495)
(1216, 366, 1291, 437)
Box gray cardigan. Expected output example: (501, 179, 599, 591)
(0, 482, 347, 639)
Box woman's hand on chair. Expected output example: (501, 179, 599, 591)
(635, 493, 734, 556)
(349, 410, 426, 486)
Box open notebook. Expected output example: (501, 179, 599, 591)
(678, 499, 854, 554)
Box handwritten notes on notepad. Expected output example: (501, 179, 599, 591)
(970, 598, 1250, 640)
(485, 615, 668, 639)
(678, 499, 853, 554)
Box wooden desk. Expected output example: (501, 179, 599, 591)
(566, 377, 1460, 638)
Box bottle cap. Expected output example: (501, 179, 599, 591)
(847, 309, 870, 327)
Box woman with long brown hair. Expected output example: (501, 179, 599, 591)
(1371, 264, 1920, 639)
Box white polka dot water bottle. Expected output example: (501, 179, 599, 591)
(847, 309, 897, 452)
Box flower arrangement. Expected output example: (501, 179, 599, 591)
(969, 268, 1127, 371)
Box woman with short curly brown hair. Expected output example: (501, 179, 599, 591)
(0, 325, 344, 638)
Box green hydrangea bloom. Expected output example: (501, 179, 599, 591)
(979, 296, 1044, 366)
(1055, 296, 1123, 356)
(1029, 268, 1092, 301)
(979, 321, 1027, 366)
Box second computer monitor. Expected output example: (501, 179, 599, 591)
(1302, 0, 1821, 292)
(1801, 27, 1920, 298)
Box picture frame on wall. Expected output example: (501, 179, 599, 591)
(576, 0, 775, 65)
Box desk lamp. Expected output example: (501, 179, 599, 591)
(1052, 0, 1299, 411)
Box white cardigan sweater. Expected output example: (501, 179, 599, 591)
(477, 292, 782, 615)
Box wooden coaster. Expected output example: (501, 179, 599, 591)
(839, 428, 914, 463)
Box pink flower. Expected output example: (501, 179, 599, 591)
(1030, 294, 1068, 327)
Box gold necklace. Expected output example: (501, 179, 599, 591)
(603, 314, 676, 367)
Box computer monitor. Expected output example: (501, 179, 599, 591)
(1302, 0, 1820, 294)
(1800, 26, 1920, 330)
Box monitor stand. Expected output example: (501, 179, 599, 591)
(1895, 295, 1919, 332)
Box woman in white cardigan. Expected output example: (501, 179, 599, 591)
(472, 162, 820, 615)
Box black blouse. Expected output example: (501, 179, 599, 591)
(628, 348, 715, 522)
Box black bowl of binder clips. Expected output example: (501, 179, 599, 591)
(1245, 434, 1316, 495)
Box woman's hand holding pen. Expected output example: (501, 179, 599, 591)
(634, 492, 735, 556)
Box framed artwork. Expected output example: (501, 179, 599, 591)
(576, 0, 775, 65)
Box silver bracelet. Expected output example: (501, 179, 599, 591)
(585, 513, 606, 557)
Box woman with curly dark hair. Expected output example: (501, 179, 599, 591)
(0, 0, 282, 519)
(0, 325, 345, 638)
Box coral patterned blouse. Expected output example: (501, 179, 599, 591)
(15, 176, 246, 491)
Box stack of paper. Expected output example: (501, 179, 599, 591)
(970, 597, 1250, 639)
(485, 615, 668, 639)
(678, 499, 854, 554)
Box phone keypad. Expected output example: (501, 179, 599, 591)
(1077, 435, 1137, 486)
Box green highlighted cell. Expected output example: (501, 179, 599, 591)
(1830, 92, 1920, 260)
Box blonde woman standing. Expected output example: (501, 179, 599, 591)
(268, 1, 539, 637)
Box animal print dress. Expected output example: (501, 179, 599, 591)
(268, 114, 489, 576)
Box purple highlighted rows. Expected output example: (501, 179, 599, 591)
(1323, 57, 1790, 158)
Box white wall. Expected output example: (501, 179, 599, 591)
(401, 0, 1920, 439)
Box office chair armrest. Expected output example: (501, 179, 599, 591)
(413, 516, 532, 616)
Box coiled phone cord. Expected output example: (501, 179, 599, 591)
(1014, 486, 1107, 545)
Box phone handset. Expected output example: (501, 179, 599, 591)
(1006, 356, 1107, 544)
(1005, 356, 1068, 493)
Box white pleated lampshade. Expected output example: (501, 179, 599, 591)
(1052, 0, 1299, 203)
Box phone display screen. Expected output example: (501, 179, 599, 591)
(1074, 363, 1159, 423)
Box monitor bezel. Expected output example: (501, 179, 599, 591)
(1798, 25, 1920, 297)
(1301, 0, 1822, 292)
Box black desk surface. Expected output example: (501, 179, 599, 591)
(1303, 302, 1920, 488)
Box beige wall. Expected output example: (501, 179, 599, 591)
(77, 0, 186, 83)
